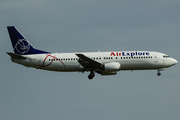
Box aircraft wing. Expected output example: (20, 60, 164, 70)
(76, 54, 103, 70)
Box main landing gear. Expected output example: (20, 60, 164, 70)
(157, 70, 161, 76)
(88, 71, 95, 80)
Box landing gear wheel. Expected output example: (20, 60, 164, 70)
(157, 72, 161, 76)
(88, 71, 95, 80)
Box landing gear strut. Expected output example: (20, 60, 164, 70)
(88, 71, 95, 80)
(157, 71, 161, 76)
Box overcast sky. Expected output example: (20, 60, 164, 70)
(0, 0, 180, 120)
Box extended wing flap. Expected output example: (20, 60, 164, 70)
(6, 52, 27, 60)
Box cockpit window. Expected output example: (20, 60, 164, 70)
(163, 55, 170, 58)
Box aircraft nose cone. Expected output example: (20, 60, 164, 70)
(164, 58, 178, 67)
(171, 58, 178, 65)
(171, 58, 178, 66)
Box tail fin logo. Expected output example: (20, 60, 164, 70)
(14, 39, 30, 55)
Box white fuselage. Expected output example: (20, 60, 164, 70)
(7, 27, 178, 79)
(12, 51, 177, 72)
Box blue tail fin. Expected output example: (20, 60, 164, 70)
(7, 26, 50, 55)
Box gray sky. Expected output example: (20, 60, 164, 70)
(0, 0, 180, 120)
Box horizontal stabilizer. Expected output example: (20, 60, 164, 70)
(6, 52, 27, 59)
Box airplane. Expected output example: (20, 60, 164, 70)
(6, 26, 178, 79)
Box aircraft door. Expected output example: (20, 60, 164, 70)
(154, 55, 158, 62)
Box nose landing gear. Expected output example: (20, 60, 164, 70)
(88, 71, 95, 80)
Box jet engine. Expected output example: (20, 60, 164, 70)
(102, 62, 121, 71)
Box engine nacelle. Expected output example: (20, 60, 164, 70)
(103, 62, 121, 71)
(101, 71, 117, 75)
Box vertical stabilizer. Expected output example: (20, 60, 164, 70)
(7, 26, 49, 55)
